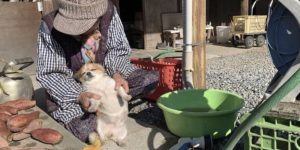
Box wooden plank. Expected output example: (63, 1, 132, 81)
(241, 0, 249, 15)
(192, 0, 206, 89)
(42, 0, 57, 16)
(248, 16, 266, 33)
(267, 102, 300, 121)
(232, 15, 266, 34)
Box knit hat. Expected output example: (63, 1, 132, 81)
(53, 0, 108, 35)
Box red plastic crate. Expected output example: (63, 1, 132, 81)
(131, 58, 183, 101)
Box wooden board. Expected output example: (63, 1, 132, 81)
(232, 15, 267, 34)
(267, 101, 300, 121)
(7, 106, 86, 150)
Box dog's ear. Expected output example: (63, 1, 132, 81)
(73, 70, 82, 82)
(94, 64, 105, 72)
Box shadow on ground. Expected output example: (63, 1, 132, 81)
(134, 119, 178, 150)
(128, 99, 178, 150)
(209, 42, 248, 49)
(33, 88, 48, 112)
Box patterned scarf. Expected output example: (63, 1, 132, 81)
(81, 30, 101, 63)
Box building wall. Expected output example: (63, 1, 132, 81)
(207, 0, 242, 27)
(143, 0, 178, 49)
(207, 0, 270, 27)
(0, 2, 41, 74)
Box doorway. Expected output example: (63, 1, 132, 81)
(119, 0, 144, 49)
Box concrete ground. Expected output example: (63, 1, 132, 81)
(0, 7, 267, 148)
(0, 42, 267, 150)
(31, 44, 267, 150)
(106, 44, 267, 150)
(0, 3, 267, 149)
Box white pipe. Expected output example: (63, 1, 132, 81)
(37, 1, 44, 12)
(251, 0, 259, 15)
(183, 0, 194, 89)
(267, 0, 274, 25)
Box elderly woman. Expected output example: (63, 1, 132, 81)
(36, 0, 158, 142)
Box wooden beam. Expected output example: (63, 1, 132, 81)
(177, 0, 182, 12)
(192, 0, 206, 89)
(42, 0, 57, 16)
(241, 0, 249, 15)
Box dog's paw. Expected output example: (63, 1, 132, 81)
(84, 132, 102, 150)
(87, 105, 98, 113)
(124, 95, 132, 101)
(87, 99, 101, 112)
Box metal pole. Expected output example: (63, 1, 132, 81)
(183, 0, 194, 89)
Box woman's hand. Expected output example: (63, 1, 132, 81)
(78, 92, 101, 112)
(113, 73, 129, 93)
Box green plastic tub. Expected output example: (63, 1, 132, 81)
(157, 89, 244, 138)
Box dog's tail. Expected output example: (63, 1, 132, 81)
(83, 132, 102, 150)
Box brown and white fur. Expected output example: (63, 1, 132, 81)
(75, 63, 132, 146)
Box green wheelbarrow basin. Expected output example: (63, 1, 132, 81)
(157, 89, 244, 138)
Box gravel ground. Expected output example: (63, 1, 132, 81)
(206, 49, 277, 116)
(129, 48, 277, 131)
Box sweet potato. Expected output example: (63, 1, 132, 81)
(8, 132, 30, 141)
(23, 119, 43, 134)
(0, 120, 11, 139)
(7, 111, 40, 132)
(0, 136, 9, 148)
(2, 99, 36, 111)
(0, 110, 11, 116)
(31, 128, 63, 145)
(13, 148, 48, 150)
(0, 106, 18, 115)
(0, 120, 5, 128)
(0, 113, 11, 122)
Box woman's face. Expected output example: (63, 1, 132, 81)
(74, 19, 100, 42)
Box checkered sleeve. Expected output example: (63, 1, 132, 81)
(36, 21, 84, 123)
(104, 8, 137, 77)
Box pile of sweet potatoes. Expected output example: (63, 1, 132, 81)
(0, 99, 63, 149)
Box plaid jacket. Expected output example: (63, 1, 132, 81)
(36, 8, 137, 124)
